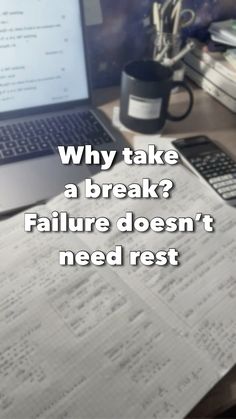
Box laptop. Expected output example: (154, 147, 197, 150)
(0, 0, 126, 215)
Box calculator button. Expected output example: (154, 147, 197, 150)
(214, 179, 236, 189)
(191, 158, 201, 163)
(205, 173, 216, 179)
(218, 185, 236, 194)
(209, 174, 234, 184)
(196, 165, 205, 171)
(213, 181, 227, 189)
(223, 191, 236, 200)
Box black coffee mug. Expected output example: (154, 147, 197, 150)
(120, 60, 194, 134)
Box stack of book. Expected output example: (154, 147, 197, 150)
(209, 20, 236, 47)
(225, 49, 236, 69)
(183, 41, 236, 113)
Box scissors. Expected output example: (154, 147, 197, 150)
(171, 1, 196, 32)
(154, 0, 196, 34)
(178, 8, 196, 28)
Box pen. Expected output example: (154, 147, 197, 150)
(172, 0, 182, 35)
(160, 0, 175, 19)
(161, 0, 175, 33)
(153, 2, 161, 32)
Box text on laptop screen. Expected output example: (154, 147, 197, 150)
(0, 0, 89, 113)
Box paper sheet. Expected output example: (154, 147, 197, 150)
(0, 139, 236, 418)
(0, 215, 216, 419)
(48, 150, 236, 375)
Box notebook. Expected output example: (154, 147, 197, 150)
(0, 136, 236, 419)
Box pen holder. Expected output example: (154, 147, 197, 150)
(153, 31, 182, 64)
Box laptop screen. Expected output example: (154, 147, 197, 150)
(0, 0, 89, 113)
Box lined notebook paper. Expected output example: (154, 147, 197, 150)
(0, 139, 235, 419)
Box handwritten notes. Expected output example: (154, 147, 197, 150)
(0, 150, 235, 418)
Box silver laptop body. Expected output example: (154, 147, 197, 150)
(0, 0, 125, 215)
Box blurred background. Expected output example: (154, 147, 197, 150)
(84, 0, 236, 87)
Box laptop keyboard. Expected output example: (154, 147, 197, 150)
(0, 111, 113, 166)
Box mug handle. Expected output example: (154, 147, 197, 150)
(167, 81, 194, 122)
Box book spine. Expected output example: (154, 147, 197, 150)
(184, 64, 236, 113)
(193, 48, 236, 84)
(184, 53, 236, 99)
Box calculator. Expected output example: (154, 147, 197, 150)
(172, 136, 236, 207)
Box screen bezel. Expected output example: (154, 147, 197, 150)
(0, 0, 92, 121)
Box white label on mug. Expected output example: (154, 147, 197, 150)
(128, 95, 162, 120)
